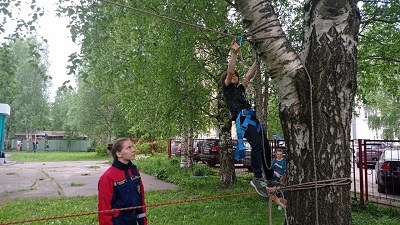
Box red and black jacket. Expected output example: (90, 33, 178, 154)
(98, 160, 147, 225)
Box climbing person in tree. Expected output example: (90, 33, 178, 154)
(222, 40, 280, 197)
(98, 138, 148, 225)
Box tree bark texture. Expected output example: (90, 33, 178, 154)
(236, 0, 360, 224)
(218, 85, 237, 187)
(180, 127, 193, 170)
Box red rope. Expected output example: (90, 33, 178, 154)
(0, 192, 256, 225)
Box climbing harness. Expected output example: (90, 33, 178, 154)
(234, 109, 261, 161)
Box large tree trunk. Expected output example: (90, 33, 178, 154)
(218, 81, 236, 188)
(236, 1, 360, 224)
(180, 126, 193, 170)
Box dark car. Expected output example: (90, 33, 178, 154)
(198, 139, 242, 167)
(238, 141, 253, 170)
(193, 139, 204, 162)
(355, 142, 385, 168)
(171, 140, 182, 157)
(375, 149, 400, 193)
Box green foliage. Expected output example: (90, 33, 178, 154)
(134, 141, 153, 155)
(0, 0, 44, 37)
(63, 135, 83, 141)
(0, 191, 398, 225)
(49, 87, 76, 132)
(170, 158, 179, 165)
(352, 201, 400, 225)
(356, 0, 400, 136)
(273, 0, 304, 52)
(152, 139, 168, 153)
(267, 89, 283, 139)
(95, 146, 109, 157)
(4, 38, 51, 141)
(0, 44, 16, 103)
(56, 0, 233, 139)
(70, 182, 84, 187)
(154, 168, 168, 180)
(87, 139, 97, 152)
(192, 166, 209, 177)
(134, 139, 168, 155)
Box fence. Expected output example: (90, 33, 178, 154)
(351, 139, 400, 208)
(8, 139, 92, 151)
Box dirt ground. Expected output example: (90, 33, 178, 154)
(0, 159, 179, 205)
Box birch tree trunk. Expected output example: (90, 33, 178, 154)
(236, 0, 360, 224)
(180, 126, 193, 170)
(218, 82, 237, 187)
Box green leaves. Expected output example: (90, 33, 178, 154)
(0, 0, 44, 39)
(357, 0, 400, 137)
(4, 38, 51, 135)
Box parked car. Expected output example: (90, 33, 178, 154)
(355, 142, 385, 168)
(375, 149, 400, 193)
(271, 140, 287, 158)
(198, 139, 244, 167)
(238, 141, 253, 170)
(171, 140, 182, 157)
(193, 139, 204, 162)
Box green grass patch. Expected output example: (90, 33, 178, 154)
(5, 172, 17, 175)
(87, 165, 100, 169)
(0, 153, 399, 225)
(8, 151, 111, 162)
(352, 201, 400, 225)
(70, 182, 85, 187)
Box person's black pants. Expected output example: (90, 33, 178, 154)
(241, 116, 273, 180)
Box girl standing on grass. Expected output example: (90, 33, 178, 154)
(98, 138, 148, 225)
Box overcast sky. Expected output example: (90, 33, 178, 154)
(37, 1, 79, 101)
(5, 0, 80, 101)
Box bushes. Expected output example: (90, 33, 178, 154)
(134, 139, 168, 155)
(87, 141, 97, 152)
(93, 138, 168, 157)
(192, 165, 213, 177)
(95, 146, 109, 157)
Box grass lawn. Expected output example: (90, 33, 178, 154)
(0, 152, 399, 224)
(6, 150, 111, 162)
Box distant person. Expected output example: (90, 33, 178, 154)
(0, 151, 5, 164)
(33, 141, 37, 153)
(98, 138, 148, 225)
(36, 141, 39, 151)
(272, 149, 286, 210)
(17, 141, 21, 152)
(272, 150, 286, 182)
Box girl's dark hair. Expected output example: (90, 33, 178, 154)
(221, 70, 228, 86)
(110, 138, 130, 161)
(221, 70, 239, 86)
